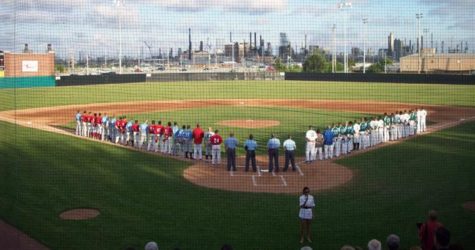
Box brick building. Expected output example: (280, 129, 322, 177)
(4, 50, 55, 77)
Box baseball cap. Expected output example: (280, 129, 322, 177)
(386, 234, 400, 249)
(144, 241, 159, 250)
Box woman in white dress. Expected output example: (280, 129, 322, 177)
(299, 186, 316, 243)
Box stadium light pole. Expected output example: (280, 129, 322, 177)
(116, 0, 124, 74)
(339, 1, 352, 73)
(416, 12, 423, 74)
(362, 18, 368, 74)
(332, 24, 336, 73)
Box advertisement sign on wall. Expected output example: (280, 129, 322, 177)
(22, 60, 39, 72)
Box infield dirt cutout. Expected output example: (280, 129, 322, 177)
(59, 208, 100, 220)
(1, 99, 475, 195)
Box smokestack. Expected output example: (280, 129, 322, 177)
(200, 41, 203, 52)
(47, 44, 53, 52)
(250, 32, 252, 49)
(254, 32, 257, 50)
(305, 34, 307, 50)
(23, 43, 30, 53)
(188, 28, 192, 60)
(230, 32, 232, 43)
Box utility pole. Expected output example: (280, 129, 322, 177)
(332, 24, 337, 73)
(116, 0, 124, 74)
(363, 18, 368, 74)
(416, 12, 423, 74)
(339, 1, 352, 73)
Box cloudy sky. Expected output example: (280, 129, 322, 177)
(0, 0, 474, 58)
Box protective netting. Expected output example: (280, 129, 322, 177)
(1, 1, 475, 250)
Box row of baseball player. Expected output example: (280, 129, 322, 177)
(304, 108, 428, 163)
(74, 108, 428, 162)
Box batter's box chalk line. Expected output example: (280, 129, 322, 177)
(251, 174, 288, 187)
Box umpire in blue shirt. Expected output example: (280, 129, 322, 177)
(283, 135, 297, 172)
(267, 134, 281, 173)
(244, 134, 258, 172)
(224, 133, 239, 171)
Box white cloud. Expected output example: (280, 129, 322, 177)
(419, 0, 474, 30)
(148, 0, 287, 13)
(93, 4, 139, 25)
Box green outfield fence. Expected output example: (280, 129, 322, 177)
(0, 76, 56, 89)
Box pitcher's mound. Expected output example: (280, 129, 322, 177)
(217, 119, 280, 129)
(59, 208, 100, 220)
(463, 201, 475, 212)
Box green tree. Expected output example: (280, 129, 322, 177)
(367, 58, 393, 73)
(55, 64, 65, 73)
(272, 57, 302, 72)
(303, 51, 330, 73)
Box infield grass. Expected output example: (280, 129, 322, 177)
(2, 120, 475, 249)
(1, 80, 475, 111)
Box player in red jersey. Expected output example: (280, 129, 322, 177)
(86, 112, 93, 137)
(192, 124, 205, 160)
(131, 120, 140, 147)
(147, 120, 156, 151)
(162, 122, 173, 154)
(210, 130, 223, 165)
(153, 121, 163, 152)
(114, 116, 121, 143)
(155, 121, 164, 152)
(96, 113, 103, 139)
(91, 113, 98, 138)
(121, 116, 128, 144)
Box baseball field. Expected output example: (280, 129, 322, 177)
(1, 80, 475, 249)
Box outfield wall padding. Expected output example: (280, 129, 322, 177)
(147, 72, 282, 82)
(0, 76, 56, 89)
(56, 74, 146, 86)
(285, 72, 475, 85)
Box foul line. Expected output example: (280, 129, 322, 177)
(280, 175, 288, 187)
(295, 165, 304, 176)
(251, 175, 257, 186)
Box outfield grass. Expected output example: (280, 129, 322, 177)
(1, 81, 475, 111)
(2, 119, 475, 249)
(65, 106, 373, 156)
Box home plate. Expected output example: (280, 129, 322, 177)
(27, 121, 32, 125)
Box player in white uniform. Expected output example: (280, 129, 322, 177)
(332, 124, 342, 158)
(403, 110, 411, 138)
(377, 116, 384, 145)
(408, 110, 416, 136)
(315, 129, 324, 160)
(420, 107, 427, 132)
(383, 113, 390, 142)
(204, 127, 214, 160)
(305, 126, 317, 163)
(352, 120, 360, 150)
(394, 112, 402, 140)
(369, 118, 378, 147)
(416, 108, 422, 134)
(75, 111, 82, 136)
